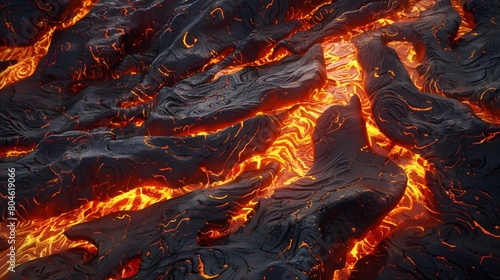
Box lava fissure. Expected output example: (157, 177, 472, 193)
(1, 0, 499, 279)
(351, 1, 500, 277)
(12, 97, 407, 279)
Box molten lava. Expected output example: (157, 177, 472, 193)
(1, 0, 499, 279)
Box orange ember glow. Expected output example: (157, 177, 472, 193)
(0, 0, 98, 90)
(0, 0, 479, 279)
(0, 145, 36, 158)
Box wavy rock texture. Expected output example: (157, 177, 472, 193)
(0, 112, 284, 220)
(12, 97, 407, 279)
(0, 0, 405, 148)
(146, 44, 326, 136)
(0, 0, 499, 279)
(279, 0, 409, 53)
(11, 163, 278, 279)
(352, 1, 500, 278)
(360, 0, 500, 114)
(0, 0, 78, 47)
(0, 0, 316, 147)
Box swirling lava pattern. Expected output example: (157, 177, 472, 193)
(0, 0, 498, 279)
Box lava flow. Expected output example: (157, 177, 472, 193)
(1, 0, 499, 279)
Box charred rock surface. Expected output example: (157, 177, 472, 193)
(0, 0, 78, 47)
(352, 2, 500, 277)
(12, 97, 407, 279)
(419, 0, 500, 114)
(0, 0, 312, 148)
(146, 44, 326, 136)
(12, 164, 279, 280)
(0, 0, 400, 148)
(1, 0, 499, 279)
(279, 0, 408, 54)
(359, 0, 500, 113)
(0, 39, 326, 145)
(0, 113, 283, 221)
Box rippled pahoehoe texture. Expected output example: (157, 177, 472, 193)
(146, 44, 326, 136)
(0, 112, 284, 220)
(352, 1, 500, 278)
(0, 0, 499, 279)
(12, 97, 407, 279)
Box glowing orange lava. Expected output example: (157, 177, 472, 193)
(0, 0, 475, 279)
(0, 145, 36, 158)
(0, 0, 98, 90)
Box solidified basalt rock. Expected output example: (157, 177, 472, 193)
(0, 113, 284, 220)
(352, 2, 500, 276)
(12, 97, 407, 279)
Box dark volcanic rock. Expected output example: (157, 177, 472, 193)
(1, 0, 499, 279)
(146, 44, 326, 136)
(12, 97, 407, 279)
(352, 1, 500, 277)
(0, 113, 284, 220)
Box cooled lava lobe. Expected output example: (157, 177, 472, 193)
(0, 111, 285, 220)
(352, 1, 500, 278)
(146, 45, 326, 136)
(0, 0, 80, 47)
(1, 0, 499, 279)
(0, 0, 403, 148)
(12, 97, 407, 279)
